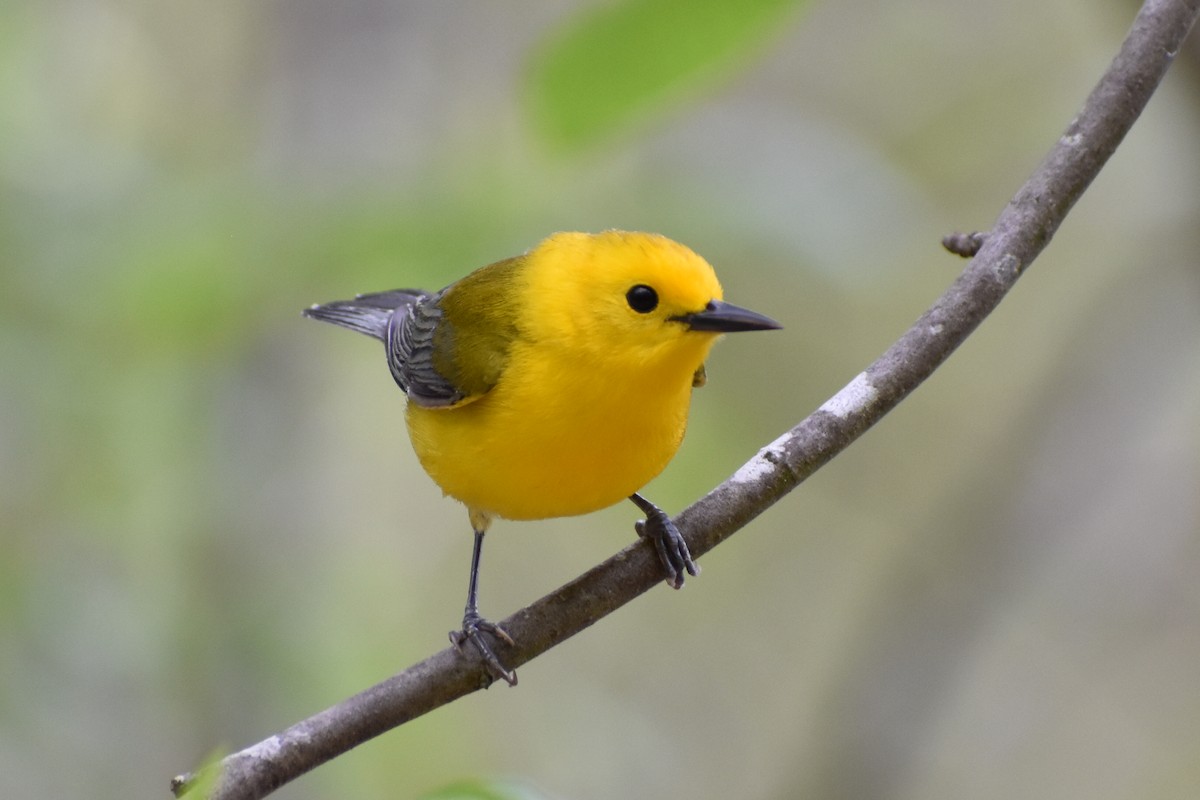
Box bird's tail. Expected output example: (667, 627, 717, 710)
(302, 289, 429, 342)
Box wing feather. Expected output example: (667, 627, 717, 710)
(305, 254, 525, 409)
(304, 288, 469, 406)
(390, 293, 469, 407)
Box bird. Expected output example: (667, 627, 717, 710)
(303, 230, 780, 685)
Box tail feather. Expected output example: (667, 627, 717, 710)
(303, 289, 429, 342)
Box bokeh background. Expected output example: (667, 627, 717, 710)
(3, 1, 1198, 798)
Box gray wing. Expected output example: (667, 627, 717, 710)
(388, 292, 467, 407)
(303, 289, 466, 407)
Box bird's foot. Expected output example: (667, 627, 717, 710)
(633, 498, 699, 590)
(450, 612, 517, 686)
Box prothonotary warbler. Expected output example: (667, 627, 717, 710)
(304, 230, 780, 684)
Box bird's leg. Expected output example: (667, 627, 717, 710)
(449, 528, 517, 686)
(630, 493, 699, 590)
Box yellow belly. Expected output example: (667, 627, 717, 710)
(405, 349, 698, 521)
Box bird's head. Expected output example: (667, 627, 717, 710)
(520, 230, 780, 373)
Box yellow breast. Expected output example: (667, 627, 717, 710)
(406, 332, 706, 520)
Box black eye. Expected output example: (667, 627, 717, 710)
(626, 284, 658, 313)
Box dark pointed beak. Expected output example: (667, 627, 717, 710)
(674, 300, 782, 333)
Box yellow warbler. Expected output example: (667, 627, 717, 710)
(305, 231, 780, 684)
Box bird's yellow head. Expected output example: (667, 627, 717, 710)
(520, 231, 777, 374)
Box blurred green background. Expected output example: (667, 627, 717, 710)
(3, 1, 1198, 798)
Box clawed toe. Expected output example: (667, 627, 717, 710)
(631, 493, 699, 589)
(451, 614, 516, 686)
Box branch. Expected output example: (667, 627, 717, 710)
(172, 1, 1200, 797)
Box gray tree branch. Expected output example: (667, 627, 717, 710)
(172, 0, 1200, 796)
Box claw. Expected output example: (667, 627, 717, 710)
(451, 614, 517, 686)
(631, 493, 699, 589)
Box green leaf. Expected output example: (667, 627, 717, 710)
(525, 0, 809, 151)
